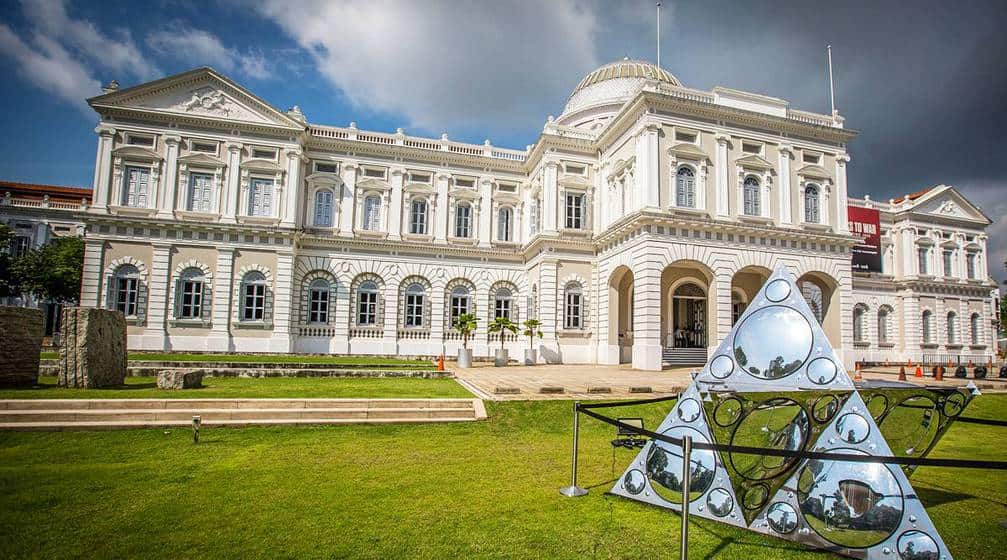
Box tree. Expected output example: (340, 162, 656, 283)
(522, 318, 543, 351)
(452, 313, 478, 349)
(0, 224, 20, 299)
(487, 316, 518, 350)
(13, 236, 85, 304)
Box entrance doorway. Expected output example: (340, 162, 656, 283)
(671, 283, 706, 349)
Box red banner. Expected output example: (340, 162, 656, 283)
(848, 206, 882, 272)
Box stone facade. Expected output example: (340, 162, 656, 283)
(0, 306, 43, 387)
(58, 307, 127, 388)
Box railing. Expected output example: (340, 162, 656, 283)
(297, 325, 337, 337)
(444, 332, 462, 341)
(349, 327, 383, 339)
(787, 109, 838, 127)
(0, 195, 88, 211)
(308, 125, 528, 162)
(488, 333, 519, 343)
(921, 353, 996, 366)
(397, 329, 430, 340)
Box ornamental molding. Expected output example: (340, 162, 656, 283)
(666, 141, 708, 161)
(178, 152, 226, 168)
(236, 263, 273, 285)
(173, 259, 214, 279)
(104, 255, 148, 278)
(111, 145, 162, 161)
(795, 163, 832, 181)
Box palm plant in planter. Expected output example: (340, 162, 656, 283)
(452, 313, 478, 367)
(487, 316, 518, 367)
(522, 319, 543, 365)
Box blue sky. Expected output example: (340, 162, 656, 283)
(0, 0, 1004, 281)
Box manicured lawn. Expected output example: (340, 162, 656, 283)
(0, 396, 1004, 559)
(0, 376, 471, 400)
(38, 352, 434, 368)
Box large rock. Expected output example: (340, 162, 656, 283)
(0, 306, 44, 387)
(58, 307, 127, 388)
(157, 370, 205, 390)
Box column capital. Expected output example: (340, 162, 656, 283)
(225, 142, 243, 154)
(779, 144, 793, 155)
(163, 134, 182, 146)
(836, 153, 851, 164)
(715, 133, 731, 144)
(95, 125, 116, 137)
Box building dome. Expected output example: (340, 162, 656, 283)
(558, 58, 682, 126)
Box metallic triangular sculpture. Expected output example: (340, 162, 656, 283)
(610, 265, 973, 559)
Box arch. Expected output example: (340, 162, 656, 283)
(797, 270, 841, 347)
(661, 260, 715, 353)
(852, 303, 868, 343)
(970, 312, 981, 345)
(922, 309, 934, 344)
(877, 305, 894, 345)
(804, 183, 821, 223)
(350, 272, 385, 328)
(675, 165, 696, 208)
(299, 269, 338, 325)
(607, 265, 634, 361)
(445, 277, 477, 330)
(562, 279, 586, 330)
(730, 265, 771, 324)
(237, 268, 271, 323)
(490, 281, 519, 321)
(399, 275, 431, 329)
(946, 311, 958, 344)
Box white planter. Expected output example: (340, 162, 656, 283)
(494, 348, 509, 367)
(457, 348, 473, 368)
(524, 349, 537, 365)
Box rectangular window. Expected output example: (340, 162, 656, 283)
(243, 283, 265, 321)
(802, 151, 822, 165)
(967, 253, 977, 279)
(122, 166, 150, 207)
(363, 196, 381, 230)
(455, 178, 475, 189)
(358, 292, 377, 325)
(248, 178, 274, 217)
(252, 148, 277, 160)
(564, 164, 586, 175)
(363, 167, 387, 179)
(314, 190, 334, 227)
(494, 298, 511, 319)
(190, 141, 217, 154)
(565, 193, 584, 229)
(943, 250, 953, 277)
(9, 236, 30, 257)
(408, 172, 431, 184)
(564, 292, 582, 329)
(116, 277, 138, 317)
(309, 289, 329, 323)
(742, 142, 762, 154)
(917, 248, 928, 275)
(674, 130, 697, 144)
(314, 162, 339, 174)
(187, 172, 214, 213)
(455, 205, 472, 237)
(126, 134, 154, 147)
(497, 183, 517, 193)
(180, 280, 203, 319)
(450, 295, 469, 320)
(410, 200, 427, 234)
(405, 294, 424, 327)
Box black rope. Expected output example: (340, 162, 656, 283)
(954, 416, 1007, 427)
(578, 394, 680, 409)
(576, 405, 1007, 471)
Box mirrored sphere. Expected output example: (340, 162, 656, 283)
(713, 397, 743, 427)
(797, 449, 904, 548)
(878, 396, 939, 457)
(678, 398, 702, 423)
(706, 488, 734, 517)
(765, 279, 791, 302)
(730, 398, 809, 480)
(743, 484, 769, 511)
(812, 395, 840, 423)
(836, 413, 871, 444)
(807, 357, 838, 385)
(733, 306, 813, 379)
(623, 469, 646, 495)
(767, 502, 799, 534)
(646, 426, 717, 503)
(897, 530, 940, 560)
(710, 355, 735, 379)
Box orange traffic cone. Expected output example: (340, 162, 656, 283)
(914, 365, 923, 378)
(898, 366, 907, 381)
(908, 358, 913, 368)
(854, 361, 863, 382)
(437, 354, 445, 372)
(935, 365, 944, 382)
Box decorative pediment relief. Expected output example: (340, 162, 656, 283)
(240, 158, 283, 173)
(735, 154, 774, 170)
(449, 188, 481, 201)
(796, 164, 831, 180)
(403, 183, 435, 195)
(558, 174, 591, 188)
(667, 142, 708, 161)
(612, 156, 636, 176)
(911, 187, 992, 224)
(356, 177, 390, 191)
(112, 145, 162, 161)
(178, 152, 225, 168)
(305, 172, 342, 186)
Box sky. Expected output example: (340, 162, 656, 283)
(0, 0, 1004, 283)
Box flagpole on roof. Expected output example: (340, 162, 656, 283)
(656, 2, 662, 69)
(827, 45, 836, 116)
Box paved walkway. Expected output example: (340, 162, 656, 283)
(451, 362, 1006, 401)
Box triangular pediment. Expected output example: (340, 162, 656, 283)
(735, 154, 774, 170)
(178, 153, 225, 168)
(89, 67, 305, 131)
(667, 142, 708, 160)
(111, 145, 161, 161)
(909, 185, 992, 224)
(795, 163, 831, 180)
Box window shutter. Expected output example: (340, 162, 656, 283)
(263, 286, 273, 323)
(328, 282, 337, 324)
(105, 277, 115, 311)
(135, 281, 147, 325)
(201, 281, 213, 322)
(173, 277, 182, 319)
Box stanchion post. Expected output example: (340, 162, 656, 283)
(560, 400, 588, 497)
(680, 435, 692, 560)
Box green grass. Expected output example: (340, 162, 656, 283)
(39, 352, 434, 368)
(0, 396, 1004, 559)
(0, 376, 472, 400)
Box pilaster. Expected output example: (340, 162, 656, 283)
(207, 248, 235, 351)
(157, 135, 181, 219)
(434, 173, 450, 243)
(221, 143, 242, 223)
(635, 123, 662, 210)
(478, 177, 493, 247)
(143, 243, 171, 349)
(388, 168, 404, 240)
(778, 145, 793, 225)
(281, 151, 304, 228)
(715, 134, 730, 217)
(338, 163, 357, 237)
(631, 256, 662, 371)
(270, 252, 294, 352)
(542, 162, 559, 233)
(90, 126, 116, 212)
(80, 240, 105, 306)
(835, 154, 850, 234)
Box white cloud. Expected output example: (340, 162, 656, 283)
(253, 0, 600, 136)
(0, 24, 100, 116)
(958, 182, 1007, 286)
(146, 26, 272, 80)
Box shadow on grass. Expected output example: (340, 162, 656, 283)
(917, 482, 1007, 508)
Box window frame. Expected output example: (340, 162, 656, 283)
(565, 192, 585, 230)
(403, 283, 426, 328)
(362, 194, 382, 231)
(563, 283, 584, 330)
(248, 177, 275, 217)
(675, 166, 696, 208)
(121, 165, 151, 208)
(497, 206, 513, 242)
(187, 171, 214, 213)
(804, 184, 820, 224)
(314, 188, 335, 227)
(308, 278, 330, 324)
(178, 269, 205, 319)
(356, 281, 379, 326)
(114, 266, 140, 317)
(241, 272, 267, 322)
(409, 198, 428, 235)
(454, 202, 472, 238)
(742, 176, 761, 216)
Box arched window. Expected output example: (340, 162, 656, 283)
(743, 176, 760, 216)
(308, 278, 330, 324)
(176, 267, 207, 319)
(240, 271, 268, 321)
(852, 304, 867, 343)
(403, 282, 426, 328)
(564, 282, 584, 329)
(804, 184, 820, 224)
(946, 311, 957, 344)
(112, 265, 140, 317)
(922, 310, 933, 344)
(877, 306, 891, 345)
(356, 280, 379, 326)
(970, 313, 981, 345)
(675, 167, 695, 208)
(363, 195, 381, 230)
(455, 203, 472, 238)
(494, 287, 513, 320)
(497, 207, 512, 242)
(409, 198, 428, 235)
(450, 285, 471, 320)
(314, 189, 334, 227)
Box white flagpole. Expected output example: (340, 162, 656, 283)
(657, 2, 662, 68)
(827, 45, 836, 115)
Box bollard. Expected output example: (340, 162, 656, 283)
(680, 435, 692, 560)
(898, 366, 906, 381)
(935, 366, 944, 382)
(192, 415, 201, 444)
(560, 401, 588, 497)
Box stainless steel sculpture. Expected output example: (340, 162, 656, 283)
(610, 265, 973, 559)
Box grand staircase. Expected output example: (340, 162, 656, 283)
(661, 347, 708, 368)
(0, 398, 486, 431)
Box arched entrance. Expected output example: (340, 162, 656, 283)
(797, 271, 841, 347)
(660, 261, 715, 366)
(670, 283, 706, 348)
(731, 266, 771, 325)
(607, 265, 634, 364)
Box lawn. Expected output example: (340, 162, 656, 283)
(0, 396, 1004, 559)
(38, 352, 435, 368)
(0, 376, 472, 400)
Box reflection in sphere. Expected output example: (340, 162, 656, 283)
(835, 413, 871, 444)
(897, 530, 940, 560)
(623, 469, 646, 495)
(942, 392, 966, 418)
(710, 355, 734, 379)
(767, 502, 799, 534)
(730, 398, 809, 481)
(706, 488, 734, 517)
(678, 398, 702, 422)
(797, 449, 904, 548)
(812, 395, 840, 423)
(866, 394, 890, 421)
(765, 279, 792, 302)
(713, 397, 743, 427)
(733, 306, 813, 379)
(743, 484, 769, 511)
(807, 357, 838, 385)
(878, 397, 939, 457)
(646, 426, 717, 503)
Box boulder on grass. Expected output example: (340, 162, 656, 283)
(58, 307, 127, 388)
(0, 306, 44, 387)
(157, 370, 205, 390)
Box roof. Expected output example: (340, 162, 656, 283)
(572, 58, 681, 94)
(0, 181, 93, 201)
(560, 59, 682, 121)
(892, 187, 934, 204)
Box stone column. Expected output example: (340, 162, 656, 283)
(80, 240, 105, 307)
(143, 243, 171, 350)
(331, 274, 350, 354)
(636, 123, 662, 211)
(778, 145, 793, 225)
(338, 163, 358, 237)
(434, 173, 450, 243)
(281, 151, 303, 228)
(478, 178, 493, 247)
(631, 255, 662, 371)
(270, 252, 294, 352)
(542, 162, 559, 233)
(835, 154, 850, 234)
(90, 126, 116, 212)
(221, 143, 242, 223)
(712, 266, 734, 349)
(715, 134, 730, 217)
(539, 259, 559, 361)
(429, 282, 445, 355)
(207, 249, 234, 351)
(382, 280, 400, 354)
(388, 168, 404, 240)
(596, 263, 618, 365)
(157, 135, 181, 219)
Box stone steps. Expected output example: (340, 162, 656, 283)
(37, 365, 446, 379)
(0, 398, 486, 431)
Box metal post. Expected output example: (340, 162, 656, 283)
(192, 415, 201, 444)
(680, 435, 692, 560)
(560, 401, 588, 497)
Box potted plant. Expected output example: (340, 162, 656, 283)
(488, 316, 518, 367)
(522, 319, 543, 365)
(452, 313, 477, 368)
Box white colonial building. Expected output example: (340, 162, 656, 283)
(76, 61, 997, 370)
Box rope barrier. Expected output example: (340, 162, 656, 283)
(953, 416, 1007, 427)
(578, 394, 680, 409)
